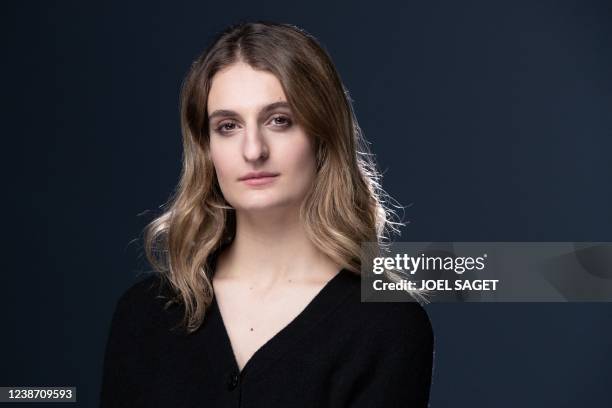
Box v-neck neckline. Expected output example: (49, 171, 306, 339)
(210, 268, 355, 379)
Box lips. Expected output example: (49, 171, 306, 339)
(238, 171, 280, 181)
(238, 171, 280, 187)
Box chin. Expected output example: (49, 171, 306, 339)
(233, 195, 300, 213)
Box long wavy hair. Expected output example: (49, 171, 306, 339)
(143, 21, 407, 333)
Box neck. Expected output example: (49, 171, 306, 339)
(215, 207, 341, 285)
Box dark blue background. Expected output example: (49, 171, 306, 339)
(2, 0, 611, 406)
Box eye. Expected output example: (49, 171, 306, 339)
(269, 115, 292, 128)
(215, 121, 239, 135)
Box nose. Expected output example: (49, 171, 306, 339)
(242, 123, 269, 163)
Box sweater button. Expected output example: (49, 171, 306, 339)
(226, 372, 240, 391)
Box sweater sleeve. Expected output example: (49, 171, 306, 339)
(345, 306, 435, 408)
(99, 280, 154, 408)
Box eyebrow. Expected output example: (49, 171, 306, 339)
(207, 101, 292, 122)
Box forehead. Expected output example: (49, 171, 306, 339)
(207, 62, 287, 112)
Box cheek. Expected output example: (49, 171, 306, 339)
(209, 142, 232, 183)
(286, 139, 317, 178)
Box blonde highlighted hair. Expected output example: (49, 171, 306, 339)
(143, 21, 407, 333)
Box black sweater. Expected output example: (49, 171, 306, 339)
(99, 269, 435, 407)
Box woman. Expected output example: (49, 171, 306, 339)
(100, 21, 434, 407)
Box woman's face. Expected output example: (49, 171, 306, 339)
(207, 61, 317, 213)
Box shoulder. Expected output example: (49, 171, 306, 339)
(115, 273, 171, 309)
(356, 299, 433, 347)
(109, 273, 177, 332)
(337, 270, 434, 348)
